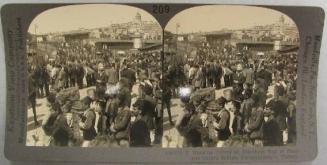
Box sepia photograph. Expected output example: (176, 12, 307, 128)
(1, 2, 325, 163)
(26, 4, 163, 147)
(162, 5, 299, 148)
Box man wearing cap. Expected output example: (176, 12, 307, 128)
(205, 97, 226, 146)
(132, 82, 156, 143)
(232, 63, 245, 100)
(245, 101, 264, 146)
(212, 97, 231, 147)
(95, 63, 108, 99)
(262, 107, 283, 146)
(110, 99, 131, 147)
(266, 86, 288, 144)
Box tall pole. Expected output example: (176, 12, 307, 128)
(34, 24, 38, 65)
(176, 23, 179, 54)
(34, 24, 37, 53)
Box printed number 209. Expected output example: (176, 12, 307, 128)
(153, 5, 170, 14)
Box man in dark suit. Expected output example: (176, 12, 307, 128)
(214, 61, 223, 90)
(106, 64, 118, 86)
(69, 63, 77, 87)
(40, 65, 50, 96)
(245, 104, 264, 147)
(95, 63, 108, 99)
(213, 97, 231, 147)
(28, 72, 39, 125)
(256, 65, 272, 91)
(266, 86, 288, 144)
(76, 63, 85, 89)
(133, 83, 156, 132)
(118, 78, 132, 108)
(120, 63, 136, 90)
(232, 63, 245, 100)
(263, 106, 283, 146)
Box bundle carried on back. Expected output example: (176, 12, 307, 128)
(56, 87, 81, 113)
(190, 87, 215, 105)
(71, 100, 88, 113)
(56, 87, 80, 105)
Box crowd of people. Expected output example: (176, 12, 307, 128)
(27, 38, 298, 148)
(28, 40, 164, 147)
(164, 42, 297, 147)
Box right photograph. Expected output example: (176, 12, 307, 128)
(162, 5, 299, 148)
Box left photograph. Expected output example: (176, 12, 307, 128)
(26, 4, 163, 147)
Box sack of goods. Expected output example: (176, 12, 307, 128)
(71, 100, 88, 113)
(190, 87, 215, 104)
(56, 87, 80, 105)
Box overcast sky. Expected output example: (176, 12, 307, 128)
(28, 4, 158, 34)
(165, 5, 297, 33)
